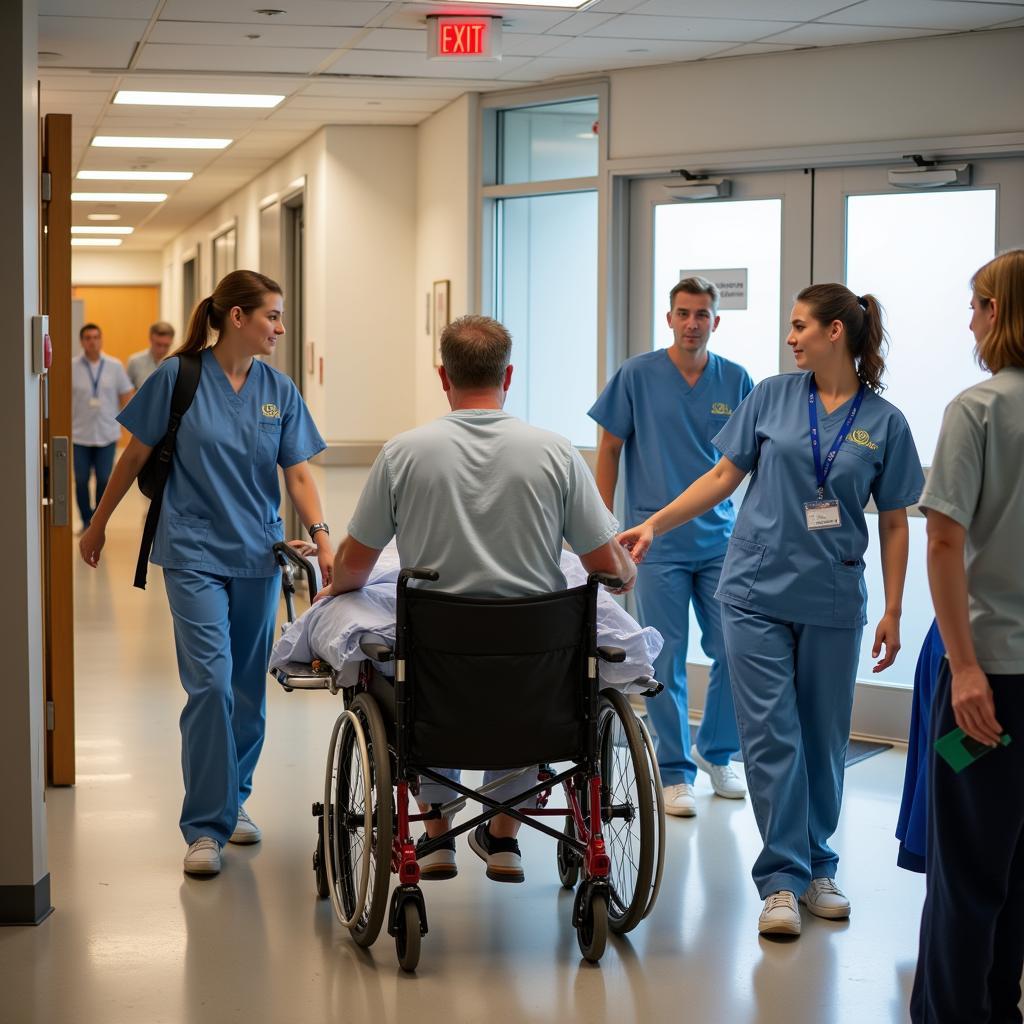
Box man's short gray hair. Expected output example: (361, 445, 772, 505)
(669, 276, 720, 315)
(149, 320, 175, 337)
(440, 315, 512, 388)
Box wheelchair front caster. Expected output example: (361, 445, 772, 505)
(556, 815, 580, 890)
(395, 900, 422, 973)
(574, 885, 608, 964)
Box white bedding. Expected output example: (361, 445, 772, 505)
(270, 544, 663, 694)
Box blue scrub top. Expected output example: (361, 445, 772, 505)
(588, 349, 754, 563)
(712, 372, 924, 629)
(118, 349, 326, 577)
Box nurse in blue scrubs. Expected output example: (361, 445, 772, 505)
(79, 270, 330, 877)
(619, 284, 924, 936)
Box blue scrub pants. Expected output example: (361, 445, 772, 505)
(721, 602, 862, 898)
(164, 569, 280, 846)
(73, 442, 116, 528)
(635, 554, 739, 785)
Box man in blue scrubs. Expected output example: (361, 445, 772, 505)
(589, 277, 753, 816)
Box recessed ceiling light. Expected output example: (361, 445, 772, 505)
(114, 91, 283, 109)
(72, 226, 134, 234)
(88, 213, 121, 221)
(71, 238, 123, 247)
(92, 136, 231, 150)
(77, 170, 193, 182)
(254, 8, 287, 15)
(71, 192, 167, 202)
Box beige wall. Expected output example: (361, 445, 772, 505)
(72, 250, 162, 287)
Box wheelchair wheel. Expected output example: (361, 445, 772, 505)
(597, 688, 662, 935)
(576, 888, 608, 963)
(635, 713, 666, 922)
(395, 900, 422, 973)
(556, 813, 580, 890)
(323, 693, 394, 948)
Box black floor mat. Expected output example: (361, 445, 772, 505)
(682, 724, 892, 768)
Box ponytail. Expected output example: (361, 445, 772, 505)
(797, 283, 888, 393)
(172, 269, 283, 359)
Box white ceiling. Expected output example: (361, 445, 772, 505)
(39, 0, 1024, 249)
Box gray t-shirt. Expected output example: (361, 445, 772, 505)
(919, 368, 1024, 674)
(348, 409, 619, 597)
(126, 349, 159, 389)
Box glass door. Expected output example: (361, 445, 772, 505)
(812, 157, 1024, 688)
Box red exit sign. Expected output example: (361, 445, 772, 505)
(427, 15, 503, 61)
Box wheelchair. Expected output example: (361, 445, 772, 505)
(273, 544, 665, 972)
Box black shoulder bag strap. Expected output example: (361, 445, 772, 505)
(134, 353, 202, 590)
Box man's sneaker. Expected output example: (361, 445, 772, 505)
(691, 744, 747, 799)
(229, 805, 262, 845)
(416, 833, 457, 880)
(663, 782, 697, 817)
(758, 891, 801, 936)
(184, 837, 222, 875)
(800, 877, 851, 920)
(468, 823, 525, 883)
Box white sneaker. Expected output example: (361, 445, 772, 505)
(690, 744, 746, 799)
(663, 782, 697, 817)
(759, 891, 801, 936)
(229, 805, 262, 845)
(800, 877, 851, 920)
(184, 837, 222, 875)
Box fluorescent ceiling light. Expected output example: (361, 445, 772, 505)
(88, 213, 121, 220)
(77, 170, 193, 181)
(71, 192, 167, 202)
(72, 226, 134, 234)
(71, 238, 123, 247)
(92, 136, 231, 149)
(115, 90, 284, 109)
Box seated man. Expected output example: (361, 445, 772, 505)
(322, 314, 636, 883)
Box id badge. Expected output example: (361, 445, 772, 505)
(88, 397, 101, 409)
(804, 499, 841, 531)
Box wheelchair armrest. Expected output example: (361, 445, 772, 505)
(399, 567, 440, 584)
(273, 541, 319, 597)
(596, 645, 627, 664)
(587, 572, 624, 590)
(359, 638, 394, 663)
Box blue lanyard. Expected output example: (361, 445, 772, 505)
(808, 378, 865, 499)
(84, 357, 105, 398)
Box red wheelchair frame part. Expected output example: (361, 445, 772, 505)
(391, 771, 609, 885)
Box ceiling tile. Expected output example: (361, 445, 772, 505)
(381, 6, 574, 34)
(300, 79, 462, 99)
(148, 20, 362, 48)
(41, 0, 160, 15)
(543, 36, 727, 59)
(543, 12, 619, 34)
(586, 14, 802, 41)
(159, 0, 387, 26)
(326, 48, 530, 79)
(136, 42, 341, 73)
(820, 0, 1024, 29)
(762, 22, 947, 43)
(39, 16, 150, 68)
(631, 0, 852, 17)
(585, 0, 650, 11)
(708, 41, 806, 56)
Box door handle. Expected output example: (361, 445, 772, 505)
(51, 436, 69, 528)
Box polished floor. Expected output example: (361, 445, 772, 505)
(2, 494, 930, 1024)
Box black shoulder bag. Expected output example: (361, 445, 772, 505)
(134, 353, 202, 590)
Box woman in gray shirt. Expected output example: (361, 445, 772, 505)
(911, 249, 1024, 1023)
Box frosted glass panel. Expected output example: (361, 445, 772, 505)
(500, 99, 598, 185)
(652, 199, 782, 384)
(845, 190, 996, 464)
(497, 191, 598, 447)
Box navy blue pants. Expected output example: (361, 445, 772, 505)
(911, 662, 1024, 1023)
(73, 442, 116, 529)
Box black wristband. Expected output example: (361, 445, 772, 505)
(308, 522, 330, 540)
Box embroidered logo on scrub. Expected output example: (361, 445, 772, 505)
(261, 403, 281, 419)
(710, 402, 733, 415)
(848, 428, 878, 450)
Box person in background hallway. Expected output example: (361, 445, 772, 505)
(619, 284, 923, 936)
(895, 620, 946, 874)
(72, 322, 134, 531)
(78, 271, 332, 878)
(126, 320, 175, 389)
(589, 276, 754, 818)
(911, 249, 1024, 1024)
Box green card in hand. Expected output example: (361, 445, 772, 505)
(934, 727, 1012, 773)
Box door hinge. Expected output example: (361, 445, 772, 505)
(41, 171, 52, 203)
(46, 700, 55, 731)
